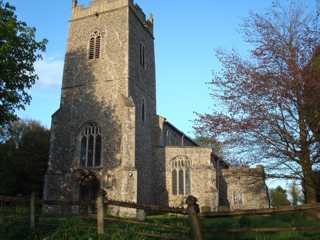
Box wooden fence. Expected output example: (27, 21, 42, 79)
(1, 193, 320, 240)
(0, 192, 194, 240)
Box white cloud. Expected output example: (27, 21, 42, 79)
(34, 57, 64, 88)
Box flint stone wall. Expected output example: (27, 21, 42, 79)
(220, 166, 269, 210)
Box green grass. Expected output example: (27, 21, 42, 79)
(0, 208, 320, 240)
(201, 213, 320, 240)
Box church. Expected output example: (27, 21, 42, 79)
(44, 0, 269, 216)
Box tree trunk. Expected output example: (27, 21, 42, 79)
(301, 162, 317, 204)
(295, 71, 317, 204)
(299, 112, 317, 203)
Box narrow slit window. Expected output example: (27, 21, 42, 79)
(140, 43, 145, 68)
(141, 99, 145, 122)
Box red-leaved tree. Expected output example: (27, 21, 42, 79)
(194, 1, 320, 203)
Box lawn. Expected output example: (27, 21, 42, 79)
(0, 209, 320, 239)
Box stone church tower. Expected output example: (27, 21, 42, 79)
(44, 0, 270, 214)
(44, 0, 157, 212)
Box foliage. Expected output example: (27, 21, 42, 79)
(0, 1, 47, 126)
(0, 119, 49, 196)
(289, 181, 303, 206)
(194, 0, 320, 203)
(194, 135, 223, 156)
(202, 212, 320, 239)
(270, 186, 291, 208)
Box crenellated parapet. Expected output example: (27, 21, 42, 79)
(130, 3, 154, 34)
(71, 0, 153, 34)
(71, 0, 130, 20)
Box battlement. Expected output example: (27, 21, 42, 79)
(71, 0, 130, 20)
(130, 3, 154, 34)
(222, 165, 266, 178)
(71, 0, 153, 33)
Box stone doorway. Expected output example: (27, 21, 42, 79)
(75, 170, 101, 214)
(80, 176, 100, 202)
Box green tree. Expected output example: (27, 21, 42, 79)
(270, 186, 291, 208)
(0, 120, 49, 196)
(194, 135, 223, 153)
(289, 181, 302, 206)
(0, 1, 47, 126)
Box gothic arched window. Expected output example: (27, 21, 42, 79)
(171, 157, 192, 196)
(89, 32, 101, 60)
(80, 124, 102, 168)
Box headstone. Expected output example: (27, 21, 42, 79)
(137, 209, 146, 221)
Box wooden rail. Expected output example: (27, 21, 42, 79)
(105, 199, 186, 214)
(207, 226, 320, 234)
(0, 195, 28, 203)
(41, 199, 186, 215)
(201, 204, 320, 218)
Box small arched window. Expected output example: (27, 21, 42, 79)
(89, 31, 101, 60)
(80, 123, 102, 168)
(171, 157, 192, 196)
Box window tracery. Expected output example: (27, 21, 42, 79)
(171, 156, 192, 196)
(80, 123, 102, 168)
(89, 31, 101, 60)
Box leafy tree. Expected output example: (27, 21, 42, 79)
(270, 186, 291, 208)
(289, 181, 303, 206)
(0, 1, 47, 126)
(194, 135, 223, 154)
(194, 1, 320, 203)
(0, 120, 49, 196)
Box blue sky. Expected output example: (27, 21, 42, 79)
(9, 0, 314, 137)
(8, 0, 316, 190)
(8, 0, 273, 133)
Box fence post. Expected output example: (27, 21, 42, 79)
(186, 195, 203, 240)
(96, 190, 105, 235)
(30, 192, 35, 230)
